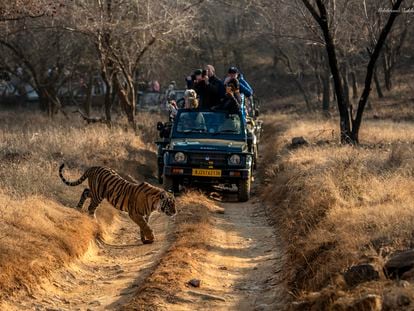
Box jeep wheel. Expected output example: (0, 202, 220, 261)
(157, 165, 163, 184)
(163, 176, 179, 193)
(253, 144, 258, 170)
(237, 178, 251, 202)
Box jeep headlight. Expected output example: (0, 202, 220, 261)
(174, 152, 187, 163)
(228, 154, 241, 165)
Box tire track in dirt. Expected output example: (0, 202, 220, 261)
(165, 196, 287, 310)
(2, 202, 173, 311)
(211, 199, 286, 310)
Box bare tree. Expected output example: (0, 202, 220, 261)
(381, 14, 410, 91)
(300, 0, 405, 143)
(0, 9, 86, 116)
(254, 0, 321, 109)
(68, 0, 197, 129)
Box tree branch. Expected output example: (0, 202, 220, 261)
(133, 36, 157, 72)
(0, 12, 45, 22)
(301, 0, 322, 23)
(183, 0, 206, 12)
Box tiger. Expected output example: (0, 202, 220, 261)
(59, 163, 176, 244)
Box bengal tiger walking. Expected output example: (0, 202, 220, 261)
(59, 163, 176, 244)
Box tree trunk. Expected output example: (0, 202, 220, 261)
(384, 70, 392, 91)
(294, 75, 312, 111)
(42, 87, 61, 118)
(331, 78, 336, 102)
(373, 68, 384, 98)
(38, 87, 55, 117)
(84, 73, 93, 118)
(384, 66, 392, 91)
(114, 75, 136, 130)
(316, 71, 322, 102)
(99, 65, 113, 126)
(111, 78, 119, 112)
(38, 89, 48, 112)
(342, 61, 350, 108)
(350, 70, 358, 99)
(382, 52, 393, 91)
(322, 67, 330, 114)
(320, 23, 350, 142)
(102, 77, 112, 125)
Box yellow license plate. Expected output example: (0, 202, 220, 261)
(192, 169, 222, 177)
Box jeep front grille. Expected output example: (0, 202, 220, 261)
(189, 153, 227, 166)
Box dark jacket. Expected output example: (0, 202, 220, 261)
(213, 93, 240, 114)
(192, 80, 208, 108)
(196, 76, 225, 109)
(209, 75, 225, 103)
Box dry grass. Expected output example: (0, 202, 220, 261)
(0, 112, 160, 198)
(0, 110, 162, 301)
(260, 112, 414, 308)
(122, 191, 222, 310)
(0, 192, 98, 298)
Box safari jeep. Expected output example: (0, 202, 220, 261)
(157, 109, 253, 202)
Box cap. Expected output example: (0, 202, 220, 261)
(228, 66, 238, 74)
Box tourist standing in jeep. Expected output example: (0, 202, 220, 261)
(203, 65, 225, 109)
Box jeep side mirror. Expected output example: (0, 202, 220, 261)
(157, 121, 164, 131)
(254, 109, 260, 117)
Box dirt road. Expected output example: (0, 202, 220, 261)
(153, 196, 286, 310)
(4, 196, 285, 310)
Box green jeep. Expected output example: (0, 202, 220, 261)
(156, 109, 255, 202)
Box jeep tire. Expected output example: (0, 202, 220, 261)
(253, 144, 258, 170)
(163, 175, 179, 193)
(237, 178, 251, 202)
(157, 165, 163, 184)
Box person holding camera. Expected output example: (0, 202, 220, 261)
(204, 64, 225, 108)
(185, 69, 207, 108)
(185, 65, 225, 110)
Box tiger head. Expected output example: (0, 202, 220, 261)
(159, 191, 176, 216)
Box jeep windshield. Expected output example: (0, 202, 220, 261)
(174, 110, 245, 140)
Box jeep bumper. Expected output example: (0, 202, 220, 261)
(164, 166, 251, 184)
